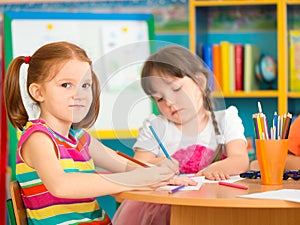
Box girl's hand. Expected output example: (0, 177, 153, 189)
(156, 158, 179, 174)
(101, 164, 176, 188)
(195, 165, 230, 181)
(151, 175, 197, 189)
(167, 175, 197, 186)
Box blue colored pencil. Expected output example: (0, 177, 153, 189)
(273, 111, 278, 139)
(168, 185, 185, 194)
(148, 125, 172, 160)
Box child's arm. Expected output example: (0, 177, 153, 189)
(89, 137, 140, 172)
(134, 148, 179, 171)
(251, 152, 300, 171)
(90, 137, 178, 172)
(134, 148, 163, 163)
(249, 159, 260, 170)
(285, 153, 300, 170)
(285, 116, 300, 169)
(21, 132, 176, 199)
(196, 139, 249, 180)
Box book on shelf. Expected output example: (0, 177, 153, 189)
(212, 44, 222, 91)
(220, 41, 230, 93)
(234, 44, 244, 91)
(243, 44, 260, 91)
(229, 43, 235, 92)
(289, 30, 300, 91)
(202, 44, 214, 91)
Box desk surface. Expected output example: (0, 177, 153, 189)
(116, 179, 300, 208)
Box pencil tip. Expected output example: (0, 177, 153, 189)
(257, 101, 262, 113)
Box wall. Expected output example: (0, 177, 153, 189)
(0, 1, 189, 223)
(2, 0, 288, 223)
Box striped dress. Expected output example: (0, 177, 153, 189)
(16, 119, 111, 225)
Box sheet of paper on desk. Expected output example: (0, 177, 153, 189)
(156, 176, 205, 191)
(239, 189, 300, 203)
(203, 175, 245, 183)
(156, 175, 245, 191)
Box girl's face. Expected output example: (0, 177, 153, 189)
(149, 74, 206, 126)
(34, 59, 93, 127)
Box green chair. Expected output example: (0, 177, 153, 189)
(6, 198, 16, 225)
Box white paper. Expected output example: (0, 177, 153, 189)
(156, 176, 205, 191)
(156, 175, 245, 192)
(239, 189, 300, 203)
(203, 175, 245, 183)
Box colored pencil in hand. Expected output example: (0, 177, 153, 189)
(116, 151, 149, 168)
(149, 125, 172, 161)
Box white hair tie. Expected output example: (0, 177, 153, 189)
(19, 63, 40, 120)
(216, 134, 225, 145)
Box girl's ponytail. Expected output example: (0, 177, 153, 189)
(205, 88, 225, 163)
(4, 56, 29, 130)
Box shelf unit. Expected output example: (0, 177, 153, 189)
(189, 0, 300, 116)
(287, 0, 300, 115)
(0, 0, 87, 3)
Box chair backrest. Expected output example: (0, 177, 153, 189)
(9, 181, 28, 225)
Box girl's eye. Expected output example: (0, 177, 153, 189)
(156, 97, 163, 102)
(82, 83, 91, 88)
(61, 83, 71, 88)
(173, 86, 182, 92)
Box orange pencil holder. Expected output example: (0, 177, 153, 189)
(255, 139, 288, 185)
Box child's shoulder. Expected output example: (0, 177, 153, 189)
(22, 119, 50, 134)
(292, 115, 300, 124)
(18, 120, 53, 147)
(143, 114, 169, 125)
(214, 106, 239, 120)
(290, 115, 300, 131)
(139, 114, 172, 135)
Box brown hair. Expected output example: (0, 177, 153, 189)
(141, 45, 224, 162)
(4, 41, 100, 130)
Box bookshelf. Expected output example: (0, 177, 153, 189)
(287, 0, 300, 115)
(189, 0, 299, 118)
(0, 0, 87, 3)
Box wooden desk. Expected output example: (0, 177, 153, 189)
(115, 179, 300, 225)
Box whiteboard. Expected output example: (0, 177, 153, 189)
(4, 12, 154, 137)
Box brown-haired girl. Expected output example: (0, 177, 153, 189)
(113, 45, 249, 225)
(4, 41, 195, 225)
